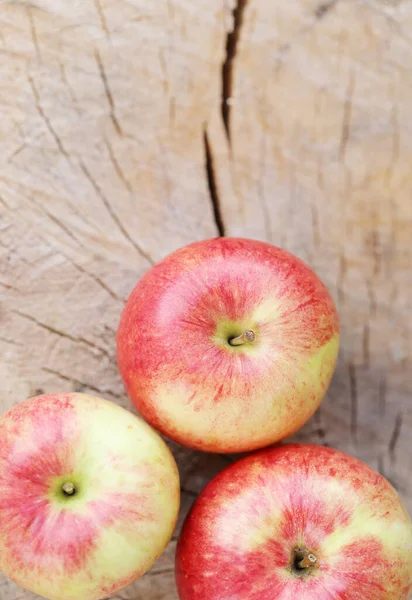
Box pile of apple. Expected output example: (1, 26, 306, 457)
(0, 238, 411, 600)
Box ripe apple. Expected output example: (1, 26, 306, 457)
(117, 238, 339, 453)
(176, 444, 412, 600)
(0, 393, 180, 600)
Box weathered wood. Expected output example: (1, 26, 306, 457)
(1, 0, 411, 598)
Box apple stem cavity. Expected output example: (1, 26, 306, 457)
(228, 330, 255, 346)
(292, 548, 318, 577)
(62, 482, 76, 496)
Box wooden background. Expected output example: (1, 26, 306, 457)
(1, 0, 411, 598)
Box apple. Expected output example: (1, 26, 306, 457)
(0, 393, 180, 600)
(176, 444, 412, 600)
(117, 237, 339, 453)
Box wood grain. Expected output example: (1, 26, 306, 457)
(1, 0, 411, 598)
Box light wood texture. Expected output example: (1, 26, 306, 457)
(0, 0, 411, 598)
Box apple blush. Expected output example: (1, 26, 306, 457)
(117, 237, 340, 453)
(0, 393, 180, 600)
(176, 444, 412, 600)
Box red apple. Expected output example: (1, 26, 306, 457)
(117, 238, 339, 453)
(176, 444, 412, 600)
(0, 393, 180, 600)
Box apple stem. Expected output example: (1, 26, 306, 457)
(62, 482, 76, 496)
(229, 330, 255, 346)
(298, 553, 317, 569)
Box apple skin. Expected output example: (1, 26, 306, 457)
(117, 238, 339, 453)
(176, 444, 412, 600)
(0, 393, 180, 600)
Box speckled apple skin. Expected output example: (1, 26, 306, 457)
(0, 393, 180, 600)
(117, 238, 340, 452)
(176, 444, 412, 600)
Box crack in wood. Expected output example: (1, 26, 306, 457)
(221, 0, 248, 141)
(12, 310, 112, 358)
(363, 322, 370, 368)
(30, 197, 88, 250)
(42, 367, 123, 400)
(339, 70, 355, 163)
(145, 567, 175, 578)
(369, 230, 381, 277)
(94, 49, 123, 136)
(12, 310, 80, 343)
(104, 136, 133, 193)
(337, 251, 347, 307)
(27, 6, 41, 63)
(311, 203, 320, 248)
(59, 62, 81, 115)
(68, 258, 126, 304)
(158, 48, 169, 94)
(366, 279, 377, 316)
(93, 0, 111, 40)
(78, 159, 154, 264)
(7, 143, 28, 163)
(348, 362, 358, 442)
(377, 454, 385, 477)
(314, 0, 338, 20)
(204, 130, 225, 237)
(389, 413, 403, 459)
(28, 76, 70, 159)
(378, 376, 387, 417)
(0, 280, 18, 291)
(0, 335, 23, 347)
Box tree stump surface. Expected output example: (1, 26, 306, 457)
(1, 0, 411, 598)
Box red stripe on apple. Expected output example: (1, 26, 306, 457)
(176, 444, 412, 600)
(118, 238, 340, 453)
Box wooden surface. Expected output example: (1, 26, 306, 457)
(1, 0, 411, 598)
